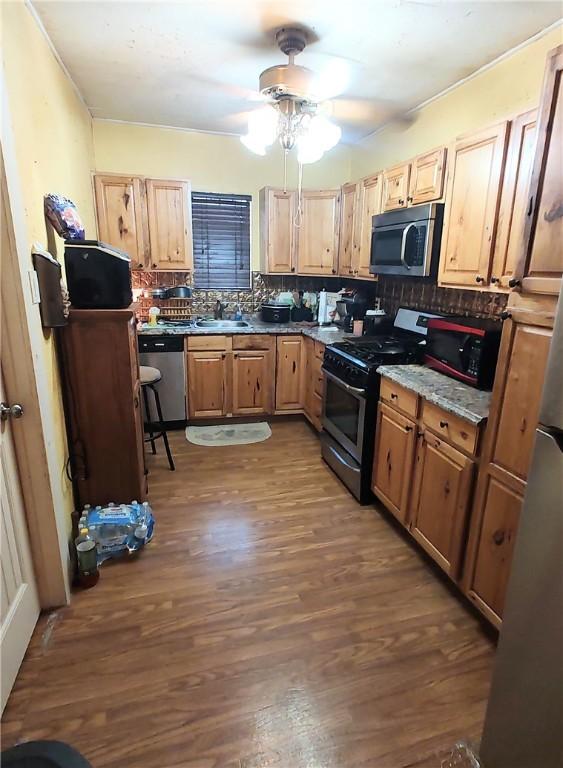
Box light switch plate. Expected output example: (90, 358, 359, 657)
(28, 268, 41, 304)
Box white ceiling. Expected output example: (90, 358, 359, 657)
(33, 1, 562, 143)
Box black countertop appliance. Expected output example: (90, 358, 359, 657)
(64, 240, 132, 309)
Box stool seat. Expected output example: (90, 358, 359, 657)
(140, 365, 162, 386)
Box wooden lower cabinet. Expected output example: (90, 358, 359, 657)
(232, 349, 274, 416)
(409, 430, 475, 579)
(187, 351, 228, 418)
(276, 336, 304, 411)
(464, 469, 523, 625)
(371, 403, 417, 525)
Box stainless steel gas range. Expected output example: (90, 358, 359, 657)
(321, 308, 440, 503)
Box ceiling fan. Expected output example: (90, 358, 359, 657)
(240, 26, 346, 164)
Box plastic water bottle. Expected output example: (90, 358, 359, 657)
(75, 527, 99, 588)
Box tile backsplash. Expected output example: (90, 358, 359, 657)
(132, 271, 355, 321)
(132, 270, 507, 322)
(374, 276, 508, 321)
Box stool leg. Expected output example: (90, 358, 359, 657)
(151, 384, 175, 471)
(142, 385, 157, 455)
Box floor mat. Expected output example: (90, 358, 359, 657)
(186, 422, 272, 447)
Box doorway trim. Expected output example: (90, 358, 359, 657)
(1, 74, 70, 607)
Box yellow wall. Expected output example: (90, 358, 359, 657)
(92, 120, 352, 268)
(1, 1, 96, 539)
(351, 25, 563, 177)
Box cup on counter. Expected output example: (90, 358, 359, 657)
(353, 320, 364, 336)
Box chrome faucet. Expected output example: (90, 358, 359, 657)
(214, 300, 226, 320)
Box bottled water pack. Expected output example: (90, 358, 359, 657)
(79, 501, 155, 565)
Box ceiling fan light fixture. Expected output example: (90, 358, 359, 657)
(296, 134, 324, 165)
(308, 115, 341, 152)
(240, 132, 267, 156)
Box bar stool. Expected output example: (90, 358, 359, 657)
(139, 365, 175, 471)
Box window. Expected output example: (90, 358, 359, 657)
(192, 192, 251, 289)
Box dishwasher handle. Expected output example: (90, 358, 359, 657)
(138, 335, 184, 353)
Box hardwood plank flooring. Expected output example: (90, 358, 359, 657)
(1, 420, 495, 767)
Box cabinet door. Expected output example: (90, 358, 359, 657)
(382, 163, 411, 211)
(439, 122, 509, 288)
(276, 336, 304, 410)
(260, 188, 296, 274)
(297, 190, 340, 276)
(338, 182, 359, 277)
(187, 351, 227, 418)
(146, 179, 193, 270)
(94, 174, 148, 269)
(371, 403, 417, 525)
(491, 110, 538, 289)
(491, 321, 552, 480)
(516, 46, 563, 295)
(465, 470, 522, 626)
(356, 174, 382, 279)
(408, 147, 446, 205)
(232, 349, 274, 416)
(410, 431, 475, 578)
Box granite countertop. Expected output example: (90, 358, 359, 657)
(376, 364, 492, 424)
(138, 318, 350, 345)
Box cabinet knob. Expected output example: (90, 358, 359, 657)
(439, 420, 448, 428)
(331, 269, 336, 275)
(500, 310, 512, 321)
(508, 278, 521, 288)
(493, 529, 505, 546)
(152, 263, 158, 269)
(398, 198, 404, 205)
(407, 196, 413, 203)
(490, 276, 500, 284)
(475, 275, 485, 284)
(390, 393, 398, 399)
(405, 425, 413, 432)
(291, 267, 295, 273)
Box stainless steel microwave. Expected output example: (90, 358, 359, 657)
(369, 203, 444, 278)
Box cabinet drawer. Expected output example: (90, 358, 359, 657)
(380, 378, 419, 418)
(186, 335, 232, 351)
(314, 341, 325, 361)
(232, 334, 274, 351)
(422, 401, 479, 456)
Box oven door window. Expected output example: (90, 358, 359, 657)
(325, 377, 360, 446)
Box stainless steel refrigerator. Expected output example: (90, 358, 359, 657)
(480, 287, 563, 768)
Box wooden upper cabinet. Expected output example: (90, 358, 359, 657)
(146, 179, 193, 270)
(186, 350, 228, 418)
(94, 175, 149, 269)
(490, 321, 552, 480)
(338, 182, 359, 277)
(356, 174, 382, 279)
(232, 348, 274, 416)
(372, 402, 417, 526)
(491, 109, 538, 289)
(439, 121, 509, 288)
(276, 336, 304, 410)
(297, 190, 341, 275)
(382, 163, 411, 211)
(515, 45, 563, 295)
(260, 187, 296, 274)
(409, 430, 475, 579)
(408, 147, 446, 205)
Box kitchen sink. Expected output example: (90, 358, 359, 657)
(194, 319, 250, 328)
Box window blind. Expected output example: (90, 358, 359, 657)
(192, 192, 251, 289)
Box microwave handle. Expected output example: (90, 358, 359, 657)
(399, 222, 417, 270)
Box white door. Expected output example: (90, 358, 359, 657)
(0, 373, 39, 713)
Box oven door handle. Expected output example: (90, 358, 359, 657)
(322, 368, 367, 396)
(399, 222, 417, 270)
(327, 442, 359, 471)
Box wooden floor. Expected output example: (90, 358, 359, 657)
(2, 421, 495, 767)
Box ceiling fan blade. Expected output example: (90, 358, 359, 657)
(323, 97, 415, 128)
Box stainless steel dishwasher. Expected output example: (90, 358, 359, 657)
(138, 336, 186, 425)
